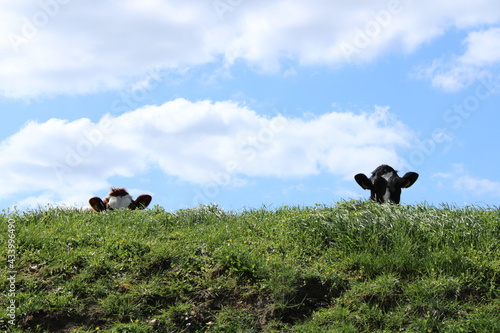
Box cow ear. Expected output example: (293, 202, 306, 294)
(355, 173, 373, 190)
(401, 172, 419, 188)
(134, 194, 152, 209)
(89, 197, 106, 212)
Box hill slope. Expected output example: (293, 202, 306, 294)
(1, 201, 499, 332)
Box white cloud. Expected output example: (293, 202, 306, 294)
(2, 0, 500, 97)
(460, 28, 500, 65)
(433, 164, 500, 197)
(417, 27, 500, 92)
(0, 98, 416, 206)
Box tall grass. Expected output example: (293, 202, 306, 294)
(1, 201, 498, 332)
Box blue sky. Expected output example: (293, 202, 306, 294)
(1, 0, 500, 211)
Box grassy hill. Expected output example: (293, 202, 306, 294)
(1, 201, 499, 332)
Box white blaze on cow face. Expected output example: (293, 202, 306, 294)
(380, 171, 395, 202)
(107, 194, 133, 209)
(381, 171, 395, 182)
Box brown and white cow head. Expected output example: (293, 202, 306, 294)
(89, 188, 152, 212)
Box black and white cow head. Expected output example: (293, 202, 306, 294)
(354, 165, 418, 204)
(89, 188, 152, 212)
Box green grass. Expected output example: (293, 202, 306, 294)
(1, 201, 499, 332)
